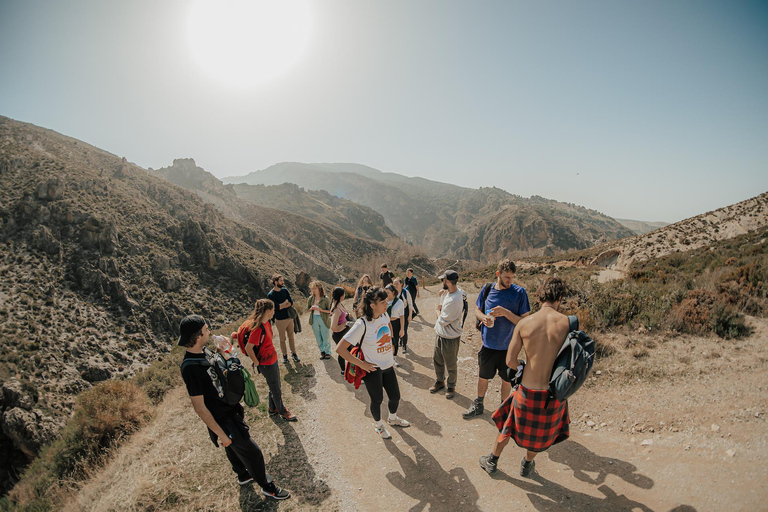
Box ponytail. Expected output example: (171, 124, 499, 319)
(246, 298, 275, 330)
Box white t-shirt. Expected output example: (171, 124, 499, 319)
(343, 313, 394, 370)
(388, 298, 404, 319)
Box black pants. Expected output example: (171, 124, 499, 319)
(332, 326, 350, 372)
(217, 410, 271, 488)
(260, 361, 286, 413)
(409, 289, 419, 315)
(362, 366, 400, 422)
(402, 308, 410, 350)
(391, 318, 402, 356)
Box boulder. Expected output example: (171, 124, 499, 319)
(78, 358, 112, 382)
(1, 379, 37, 410)
(295, 271, 311, 294)
(1, 408, 62, 457)
(31, 225, 61, 256)
(36, 179, 64, 200)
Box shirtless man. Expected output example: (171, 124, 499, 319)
(479, 277, 571, 477)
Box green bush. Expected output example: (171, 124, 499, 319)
(711, 302, 751, 339)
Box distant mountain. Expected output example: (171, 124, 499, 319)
(0, 119, 389, 490)
(152, 159, 396, 244)
(591, 192, 768, 271)
(615, 218, 669, 235)
(224, 162, 635, 260)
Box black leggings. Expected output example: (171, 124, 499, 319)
(332, 326, 350, 372)
(362, 366, 400, 422)
(391, 318, 402, 356)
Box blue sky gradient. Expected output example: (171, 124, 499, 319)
(1, 0, 766, 222)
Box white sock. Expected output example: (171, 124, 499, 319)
(376, 420, 384, 428)
(388, 413, 397, 421)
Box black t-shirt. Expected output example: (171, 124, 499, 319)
(405, 276, 418, 295)
(181, 351, 239, 421)
(380, 271, 394, 287)
(267, 287, 293, 320)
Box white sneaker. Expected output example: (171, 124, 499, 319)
(393, 357, 400, 367)
(387, 415, 410, 428)
(374, 423, 392, 439)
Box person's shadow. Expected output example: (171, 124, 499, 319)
(488, 440, 696, 511)
(384, 428, 481, 511)
(282, 359, 317, 402)
(239, 418, 333, 511)
(547, 440, 653, 489)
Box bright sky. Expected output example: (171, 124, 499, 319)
(1, 0, 766, 223)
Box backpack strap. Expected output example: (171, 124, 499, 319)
(481, 282, 493, 310)
(568, 315, 579, 332)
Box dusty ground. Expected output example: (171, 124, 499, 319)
(70, 284, 768, 511)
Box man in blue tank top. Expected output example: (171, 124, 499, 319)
(463, 259, 530, 419)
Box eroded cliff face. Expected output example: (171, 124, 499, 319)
(0, 117, 390, 493)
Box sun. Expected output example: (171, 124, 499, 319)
(186, 0, 311, 87)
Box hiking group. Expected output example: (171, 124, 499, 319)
(178, 259, 590, 501)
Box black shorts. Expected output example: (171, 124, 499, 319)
(478, 346, 511, 382)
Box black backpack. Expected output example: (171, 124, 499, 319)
(461, 290, 469, 328)
(181, 348, 246, 406)
(548, 316, 595, 402)
(475, 282, 493, 330)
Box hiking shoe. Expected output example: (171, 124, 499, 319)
(429, 381, 445, 394)
(520, 457, 536, 477)
(262, 483, 291, 500)
(237, 474, 254, 486)
(403, 346, 408, 354)
(445, 387, 455, 399)
(393, 356, 400, 367)
(282, 354, 289, 365)
(462, 399, 484, 419)
(268, 407, 279, 416)
(281, 409, 298, 422)
(320, 352, 326, 360)
(292, 353, 300, 363)
(479, 455, 497, 475)
(374, 424, 392, 439)
(387, 415, 410, 427)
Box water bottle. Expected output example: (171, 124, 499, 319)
(213, 334, 236, 356)
(485, 308, 495, 328)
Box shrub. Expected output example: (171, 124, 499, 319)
(6, 381, 153, 509)
(669, 289, 715, 334)
(711, 302, 751, 339)
(133, 346, 185, 404)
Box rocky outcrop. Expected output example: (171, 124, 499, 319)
(1, 408, 63, 458)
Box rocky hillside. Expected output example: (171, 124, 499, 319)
(0, 118, 389, 493)
(615, 218, 669, 235)
(590, 192, 768, 271)
(224, 162, 635, 260)
(151, 159, 397, 243)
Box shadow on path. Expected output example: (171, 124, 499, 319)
(547, 440, 653, 489)
(384, 428, 480, 512)
(261, 418, 332, 509)
(282, 360, 317, 402)
(481, 440, 695, 512)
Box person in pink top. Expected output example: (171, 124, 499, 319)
(329, 287, 352, 374)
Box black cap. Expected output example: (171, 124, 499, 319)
(438, 269, 459, 282)
(178, 314, 207, 346)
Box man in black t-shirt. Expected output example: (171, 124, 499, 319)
(267, 274, 299, 364)
(179, 314, 290, 500)
(380, 264, 395, 288)
(404, 268, 420, 316)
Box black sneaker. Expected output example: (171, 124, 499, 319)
(520, 457, 536, 477)
(292, 353, 301, 363)
(262, 482, 291, 500)
(282, 354, 289, 365)
(462, 399, 484, 419)
(479, 455, 497, 474)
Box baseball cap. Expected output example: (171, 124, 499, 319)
(178, 314, 207, 346)
(438, 269, 459, 282)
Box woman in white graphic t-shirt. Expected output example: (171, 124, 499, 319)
(337, 287, 410, 439)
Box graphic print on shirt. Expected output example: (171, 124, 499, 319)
(376, 324, 392, 354)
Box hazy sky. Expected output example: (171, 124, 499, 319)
(1, 0, 766, 222)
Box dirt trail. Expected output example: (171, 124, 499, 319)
(71, 285, 768, 511)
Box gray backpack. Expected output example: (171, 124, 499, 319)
(548, 316, 595, 402)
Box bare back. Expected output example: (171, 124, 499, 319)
(514, 306, 570, 390)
